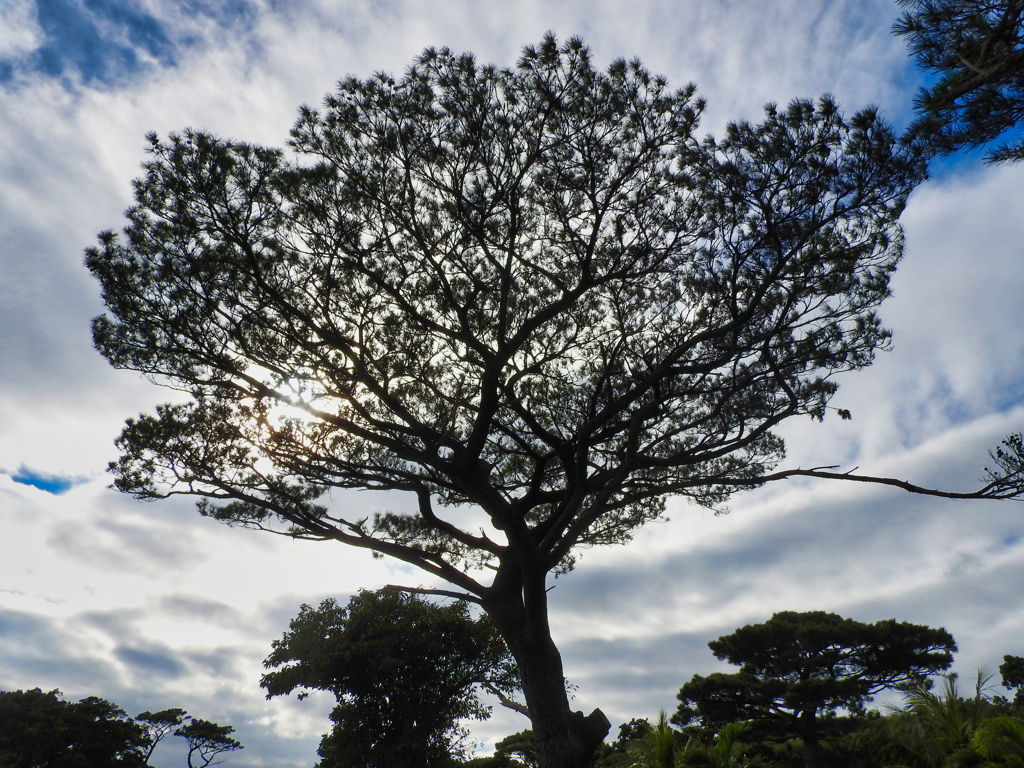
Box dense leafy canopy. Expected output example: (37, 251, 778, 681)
(0, 689, 148, 768)
(471, 652, 1024, 768)
(262, 588, 519, 768)
(1002, 655, 1024, 706)
(674, 611, 956, 768)
(895, 0, 1024, 162)
(494, 730, 541, 768)
(0, 689, 240, 768)
(853, 671, 1023, 768)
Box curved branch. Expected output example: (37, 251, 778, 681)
(732, 464, 1024, 500)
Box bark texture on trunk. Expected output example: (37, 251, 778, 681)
(484, 555, 610, 768)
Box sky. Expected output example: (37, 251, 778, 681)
(0, 0, 1022, 765)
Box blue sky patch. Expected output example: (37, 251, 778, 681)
(0, 0, 259, 87)
(23, 0, 173, 83)
(8, 466, 88, 494)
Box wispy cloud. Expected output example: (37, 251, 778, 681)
(0, 0, 262, 88)
(0, 0, 1022, 762)
(2, 0, 171, 85)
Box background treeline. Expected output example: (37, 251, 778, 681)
(471, 672, 1024, 768)
(463, 615, 1024, 768)
(265, 593, 1024, 768)
(579, 666, 1023, 768)
(3, 591, 1023, 768)
(0, 689, 241, 768)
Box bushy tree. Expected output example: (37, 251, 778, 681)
(674, 612, 956, 768)
(627, 711, 686, 768)
(895, 0, 1024, 162)
(0, 689, 241, 768)
(87, 33, 1024, 768)
(495, 730, 541, 768)
(262, 588, 520, 768)
(971, 715, 1024, 764)
(588, 719, 654, 768)
(1001, 655, 1024, 706)
(0, 689, 148, 767)
(678, 721, 755, 768)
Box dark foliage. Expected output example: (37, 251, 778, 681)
(262, 588, 520, 768)
(462, 757, 523, 768)
(846, 671, 1024, 767)
(0, 689, 241, 768)
(0, 689, 148, 768)
(136, 708, 188, 763)
(86, 32, 1024, 768)
(895, 0, 1024, 162)
(1001, 654, 1024, 706)
(494, 730, 540, 768)
(674, 611, 956, 768)
(174, 718, 243, 768)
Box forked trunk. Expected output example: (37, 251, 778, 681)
(514, 648, 610, 768)
(484, 560, 610, 768)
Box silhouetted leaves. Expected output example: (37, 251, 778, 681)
(0, 689, 240, 768)
(262, 588, 520, 768)
(0, 689, 148, 768)
(895, 0, 1024, 162)
(87, 33, 949, 768)
(175, 718, 243, 768)
(674, 611, 956, 768)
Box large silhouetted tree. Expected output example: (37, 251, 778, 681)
(673, 611, 957, 768)
(86, 34, 1024, 768)
(895, 0, 1024, 162)
(261, 588, 520, 768)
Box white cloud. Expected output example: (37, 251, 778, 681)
(1, 0, 1022, 762)
(0, 0, 41, 60)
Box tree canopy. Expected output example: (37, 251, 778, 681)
(86, 34, 1024, 768)
(673, 611, 956, 768)
(1001, 655, 1024, 706)
(0, 689, 148, 768)
(261, 588, 520, 768)
(174, 719, 243, 768)
(493, 730, 541, 768)
(895, 0, 1024, 162)
(136, 708, 188, 763)
(0, 689, 240, 768)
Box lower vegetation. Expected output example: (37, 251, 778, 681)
(4, 603, 1022, 768)
(465, 667, 1024, 768)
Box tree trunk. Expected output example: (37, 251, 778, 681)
(798, 710, 820, 768)
(484, 556, 610, 768)
(802, 736, 821, 768)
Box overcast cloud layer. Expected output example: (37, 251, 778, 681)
(1, 1, 1023, 765)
